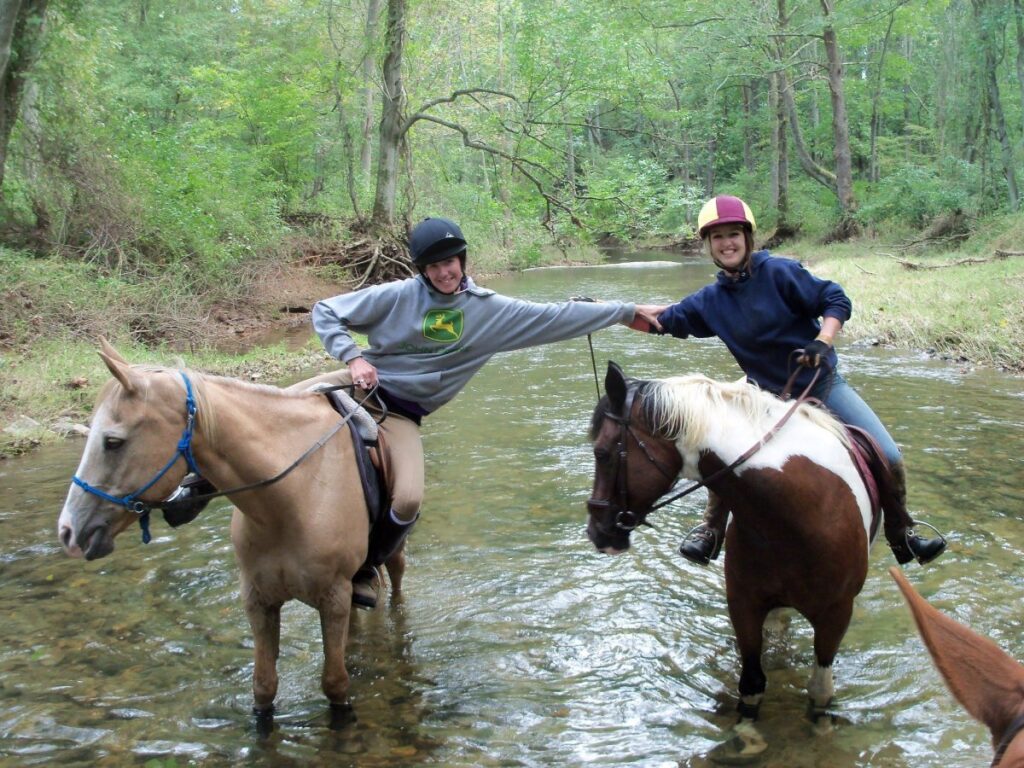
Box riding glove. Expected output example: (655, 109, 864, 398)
(800, 338, 831, 369)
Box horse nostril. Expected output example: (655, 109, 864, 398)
(59, 524, 73, 549)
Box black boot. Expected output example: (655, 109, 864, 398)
(161, 474, 216, 527)
(884, 462, 947, 566)
(678, 493, 727, 566)
(352, 509, 418, 609)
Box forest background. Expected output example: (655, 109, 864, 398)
(0, 0, 1022, 453)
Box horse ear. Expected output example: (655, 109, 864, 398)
(890, 566, 1024, 740)
(98, 336, 129, 365)
(604, 361, 628, 408)
(98, 343, 139, 395)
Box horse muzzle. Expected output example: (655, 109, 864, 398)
(586, 499, 633, 554)
(78, 521, 116, 560)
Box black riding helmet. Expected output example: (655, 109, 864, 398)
(409, 217, 467, 269)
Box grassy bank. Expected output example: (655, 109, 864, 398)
(790, 212, 1024, 372)
(2, 218, 1022, 457)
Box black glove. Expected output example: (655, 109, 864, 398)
(799, 338, 831, 369)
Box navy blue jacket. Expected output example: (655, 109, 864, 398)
(657, 250, 853, 394)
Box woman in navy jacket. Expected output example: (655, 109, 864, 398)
(651, 195, 946, 568)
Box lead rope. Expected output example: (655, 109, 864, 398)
(154, 384, 381, 519)
(586, 334, 601, 400)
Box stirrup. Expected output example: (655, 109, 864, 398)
(892, 521, 947, 566)
(906, 521, 947, 565)
(678, 524, 723, 566)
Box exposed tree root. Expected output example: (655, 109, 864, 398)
(292, 220, 414, 288)
(761, 223, 801, 251)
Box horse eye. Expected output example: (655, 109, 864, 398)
(103, 436, 125, 451)
(593, 447, 611, 464)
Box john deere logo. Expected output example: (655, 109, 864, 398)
(423, 309, 463, 342)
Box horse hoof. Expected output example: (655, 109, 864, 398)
(810, 711, 837, 735)
(707, 721, 768, 765)
(251, 706, 275, 738)
(328, 701, 357, 730)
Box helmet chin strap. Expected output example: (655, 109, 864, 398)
(713, 255, 752, 276)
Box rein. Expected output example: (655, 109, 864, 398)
(644, 364, 823, 516)
(73, 371, 373, 544)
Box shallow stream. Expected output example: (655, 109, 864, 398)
(2, 252, 1022, 766)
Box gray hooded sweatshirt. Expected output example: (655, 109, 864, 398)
(313, 274, 636, 414)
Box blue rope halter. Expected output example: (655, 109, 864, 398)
(72, 371, 203, 544)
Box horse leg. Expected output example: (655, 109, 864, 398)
(712, 600, 771, 760)
(318, 588, 353, 710)
(244, 596, 282, 715)
(730, 602, 769, 721)
(806, 597, 854, 717)
(384, 541, 406, 598)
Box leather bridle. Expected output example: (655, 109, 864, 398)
(587, 364, 823, 541)
(587, 382, 679, 537)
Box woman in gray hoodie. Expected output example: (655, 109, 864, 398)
(309, 216, 663, 607)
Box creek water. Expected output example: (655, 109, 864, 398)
(1, 251, 1022, 767)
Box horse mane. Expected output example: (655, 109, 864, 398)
(641, 374, 849, 453)
(98, 364, 310, 450)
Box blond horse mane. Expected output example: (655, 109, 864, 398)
(643, 374, 849, 453)
(96, 364, 309, 451)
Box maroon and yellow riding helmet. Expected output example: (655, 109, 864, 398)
(697, 196, 757, 239)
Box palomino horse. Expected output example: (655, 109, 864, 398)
(586, 362, 876, 749)
(57, 340, 402, 721)
(891, 567, 1024, 767)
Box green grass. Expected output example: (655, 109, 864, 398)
(788, 212, 1024, 371)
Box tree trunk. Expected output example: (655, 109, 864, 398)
(370, 0, 407, 227)
(771, 71, 789, 227)
(0, 0, 49, 199)
(869, 14, 895, 183)
(973, 0, 1019, 211)
(819, 0, 858, 236)
(742, 82, 754, 174)
(776, 0, 836, 194)
(1015, 0, 1024, 134)
(360, 0, 382, 181)
(770, 73, 779, 210)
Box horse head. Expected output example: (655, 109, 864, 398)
(58, 340, 196, 560)
(891, 567, 1024, 767)
(586, 361, 682, 554)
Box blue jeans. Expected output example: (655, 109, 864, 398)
(811, 370, 903, 468)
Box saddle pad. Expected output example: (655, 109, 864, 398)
(844, 424, 884, 541)
(308, 383, 379, 445)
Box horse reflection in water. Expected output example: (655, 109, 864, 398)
(586, 362, 878, 758)
(56, 340, 401, 727)
(891, 567, 1024, 768)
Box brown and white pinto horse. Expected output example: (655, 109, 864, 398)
(891, 567, 1024, 767)
(57, 340, 402, 723)
(586, 362, 876, 743)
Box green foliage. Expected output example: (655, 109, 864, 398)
(856, 160, 978, 228)
(580, 155, 703, 240)
(0, 0, 1019, 299)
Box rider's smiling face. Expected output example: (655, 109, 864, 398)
(424, 255, 464, 294)
(706, 224, 749, 272)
